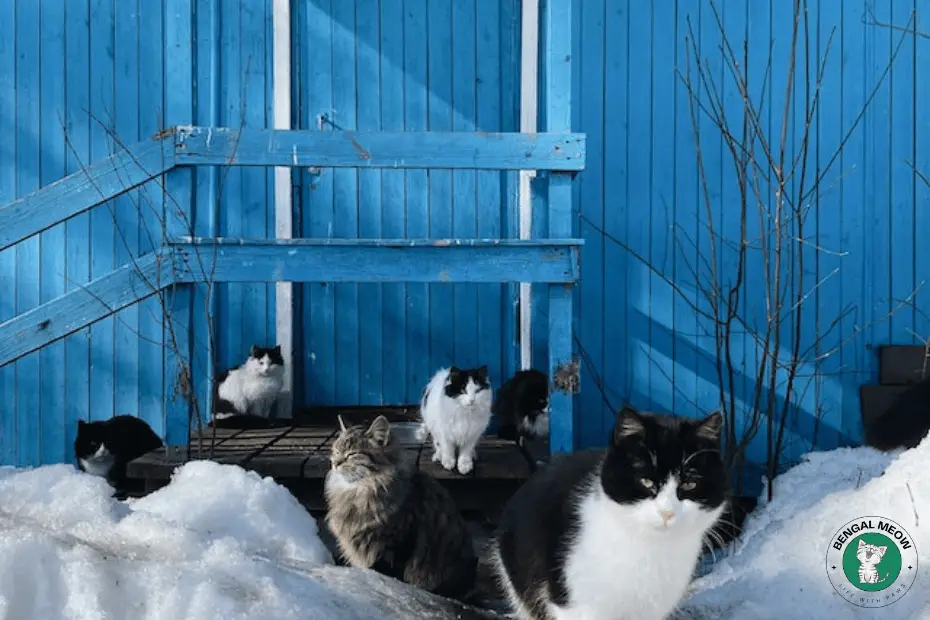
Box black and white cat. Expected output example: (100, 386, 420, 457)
(212, 344, 285, 427)
(74, 415, 164, 498)
(864, 374, 930, 450)
(494, 369, 549, 441)
(416, 366, 493, 475)
(492, 405, 728, 620)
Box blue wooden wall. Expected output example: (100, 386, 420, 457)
(4, 0, 929, 475)
(568, 0, 930, 487)
(292, 0, 522, 408)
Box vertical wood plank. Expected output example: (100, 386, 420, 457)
(16, 0, 41, 465)
(542, 0, 576, 454)
(357, 0, 384, 404)
(331, 0, 360, 405)
(39, 0, 68, 463)
(578, 0, 605, 445)
(916, 1, 930, 343)
(138, 0, 166, 437)
(164, 0, 194, 445)
(427, 0, 455, 373)
(302, 0, 336, 406)
(0, 0, 17, 463)
(404, 0, 431, 400)
(379, 0, 407, 405)
(114, 0, 141, 428)
(452, 0, 479, 370)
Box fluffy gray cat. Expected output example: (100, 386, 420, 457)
(324, 415, 479, 600)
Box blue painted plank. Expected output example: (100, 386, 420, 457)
(427, 0, 455, 374)
(404, 0, 431, 402)
(476, 0, 506, 402)
(838, 5, 868, 448)
(174, 127, 587, 171)
(0, 252, 171, 369)
(889, 0, 916, 350)
(164, 0, 194, 445)
(357, 0, 383, 405)
(916, 0, 930, 343)
(190, 0, 219, 427)
(218, 0, 244, 383)
(15, 0, 41, 465)
(530, 173, 549, 372)
(0, 0, 16, 464)
(302, 0, 335, 406)
(169, 239, 580, 284)
(331, 0, 360, 406)
(240, 0, 271, 367)
(543, 0, 577, 453)
(263, 0, 277, 354)
(499, 0, 521, 383)
(0, 136, 174, 253)
(63, 0, 93, 453)
(452, 0, 479, 370)
(600, 0, 629, 440)
(113, 0, 140, 431)
(379, 0, 407, 406)
(577, 0, 606, 446)
(138, 0, 166, 439)
(39, 0, 67, 463)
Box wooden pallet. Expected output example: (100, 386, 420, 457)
(126, 420, 535, 514)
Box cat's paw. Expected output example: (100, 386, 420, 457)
(456, 455, 474, 475)
(440, 454, 457, 471)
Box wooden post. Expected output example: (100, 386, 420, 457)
(164, 0, 194, 446)
(541, 0, 577, 454)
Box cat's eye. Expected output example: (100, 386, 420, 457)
(680, 481, 697, 491)
(639, 478, 655, 489)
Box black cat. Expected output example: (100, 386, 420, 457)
(74, 415, 163, 499)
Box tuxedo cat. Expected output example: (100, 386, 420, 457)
(416, 366, 493, 475)
(492, 406, 728, 620)
(212, 344, 285, 428)
(494, 369, 549, 441)
(74, 415, 164, 499)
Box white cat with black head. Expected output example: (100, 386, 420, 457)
(417, 366, 492, 475)
(213, 344, 285, 422)
(492, 405, 729, 620)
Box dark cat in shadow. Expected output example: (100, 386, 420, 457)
(864, 375, 930, 451)
(74, 415, 164, 499)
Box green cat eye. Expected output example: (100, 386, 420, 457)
(680, 481, 697, 491)
(640, 478, 654, 489)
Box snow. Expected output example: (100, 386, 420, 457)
(5, 437, 930, 619)
(677, 438, 930, 619)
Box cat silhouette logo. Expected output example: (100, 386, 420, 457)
(826, 516, 918, 608)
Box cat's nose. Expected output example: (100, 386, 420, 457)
(659, 509, 675, 526)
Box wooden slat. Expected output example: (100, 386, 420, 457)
(174, 126, 586, 171)
(168, 238, 581, 285)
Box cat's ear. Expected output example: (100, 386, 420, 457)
(448, 366, 461, 379)
(694, 411, 724, 442)
(274, 344, 282, 354)
(877, 545, 888, 555)
(476, 365, 489, 381)
(250, 344, 260, 357)
(858, 539, 867, 550)
(613, 406, 646, 444)
(337, 415, 348, 433)
(367, 415, 392, 446)
(78, 419, 86, 429)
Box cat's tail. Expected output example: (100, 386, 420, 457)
(877, 572, 890, 583)
(415, 423, 430, 442)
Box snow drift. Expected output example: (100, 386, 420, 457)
(677, 437, 930, 619)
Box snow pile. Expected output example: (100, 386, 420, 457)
(0, 460, 381, 620)
(678, 440, 930, 619)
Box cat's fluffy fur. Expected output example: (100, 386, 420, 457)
(494, 369, 549, 441)
(74, 415, 164, 498)
(864, 375, 930, 450)
(416, 366, 493, 475)
(324, 415, 478, 600)
(212, 344, 285, 425)
(492, 406, 728, 620)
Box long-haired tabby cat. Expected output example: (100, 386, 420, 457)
(492, 405, 728, 620)
(417, 365, 493, 475)
(325, 415, 479, 600)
